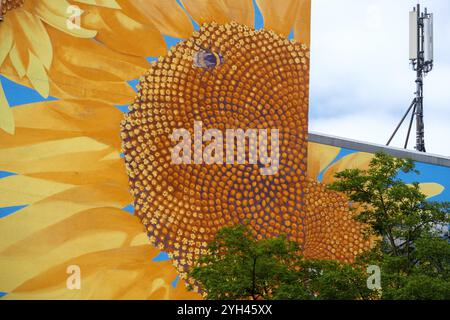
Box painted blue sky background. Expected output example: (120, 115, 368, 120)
(1, 0, 449, 206)
(309, 0, 450, 156)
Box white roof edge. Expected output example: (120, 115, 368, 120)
(308, 131, 450, 168)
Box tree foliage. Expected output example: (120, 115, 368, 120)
(189, 153, 450, 300)
(328, 153, 450, 300)
(188, 224, 375, 300)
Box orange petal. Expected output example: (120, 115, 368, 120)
(48, 64, 137, 105)
(294, 0, 311, 46)
(0, 184, 131, 255)
(0, 175, 73, 208)
(11, 9, 53, 69)
(222, 0, 255, 26)
(0, 208, 143, 292)
(417, 183, 445, 199)
(322, 152, 374, 185)
(49, 27, 149, 81)
(32, 0, 98, 38)
(9, 43, 27, 78)
(0, 82, 14, 135)
(307, 142, 340, 180)
(255, 0, 300, 36)
(72, 0, 121, 9)
(5, 245, 200, 299)
(181, 0, 230, 25)
(0, 101, 123, 153)
(78, 4, 167, 57)
(123, 0, 195, 38)
(27, 51, 50, 97)
(0, 20, 13, 66)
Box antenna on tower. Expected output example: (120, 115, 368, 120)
(387, 3, 434, 152)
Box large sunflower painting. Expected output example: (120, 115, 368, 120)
(0, 0, 444, 300)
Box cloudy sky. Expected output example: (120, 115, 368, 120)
(309, 0, 450, 156)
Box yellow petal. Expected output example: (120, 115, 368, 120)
(3, 245, 200, 300)
(0, 82, 14, 135)
(33, 0, 98, 38)
(417, 183, 444, 199)
(73, 0, 121, 9)
(255, 0, 300, 36)
(122, 0, 194, 38)
(181, 0, 230, 25)
(48, 66, 137, 105)
(6, 99, 124, 149)
(0, 176, 73, 208)
(0, 185, 131, 254)
(322, 152, 374, 185)
(11, 9, 53, 69)
(0, 146, 127, 187)
(1, 27, 145, 105)
(223, 0, 255, 26)
(9, 43, 27, 78)
(0, 20, 13, 66)
(79, 6, 167, 57)
(27, 51, 50, 97)
(130, 232, 150, 246)
(0, 208, 143, 292)
(0, 137, 109, 163)
(307, 142, 340, 180)
(101, 150, 121, 161)
(49, 28, 149, 81)
(294, 0, 311, 46)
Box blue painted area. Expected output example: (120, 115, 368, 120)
(0, 205, 28, 219)
(146, 57, 159, 63)
(171, 275, 180, 288)
(0, 171, 16, 179)
(317, 148, 357, 182)
(288, 29, 295, 40)
(0, 292, 7, 298)
(318, 147, 450, 203)
(120, 153, 125, 159)
(1, 76, 57, 107)
(115, 104, 129, 113)
(122, 204, 134, 215)
(164, 35, 184, 49)
(398, 162, 450, 202)
(152, 251, 170, 262)
(253, 0, 264, 29)
(128, 79, 140, 92)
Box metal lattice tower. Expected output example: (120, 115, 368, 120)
(387, 3, 434, 152)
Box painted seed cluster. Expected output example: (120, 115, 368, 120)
(120, 22, 370, 285)
(1, 0, 24, 16)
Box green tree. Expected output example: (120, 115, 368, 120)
(328, 152, 450, 300)
(189, 153, 449, 300)
(188, 224, 301, 300)
(188, 224, 375, 300)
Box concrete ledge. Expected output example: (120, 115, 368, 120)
(308, 131, 450, 168)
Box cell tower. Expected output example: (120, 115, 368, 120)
(387, 3, 434, 152)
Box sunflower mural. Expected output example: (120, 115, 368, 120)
(0, 0, 446, 300)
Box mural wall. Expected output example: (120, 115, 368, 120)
(0, 0, 448, 300)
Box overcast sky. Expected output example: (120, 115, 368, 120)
(309, 0, 450, 156)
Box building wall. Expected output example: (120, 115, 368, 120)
(0, 0, 448, 301)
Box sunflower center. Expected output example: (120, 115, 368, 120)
(0, 0, 24, 18)
(121, 22, 310, 283)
